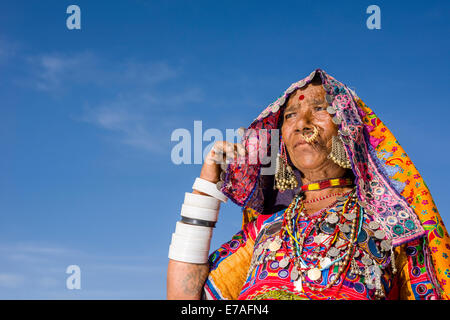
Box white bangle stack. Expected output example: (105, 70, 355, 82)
(192, 177, 228, 203)
(168, 178, 228, 264)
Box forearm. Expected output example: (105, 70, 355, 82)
(167, 259, 209, 300)
(167, 181, 224, 300)
(167, 142, 235, 299)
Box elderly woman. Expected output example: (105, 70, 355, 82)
(167, 69, 450, 300)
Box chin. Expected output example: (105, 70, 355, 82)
(292, 155, 328, 170)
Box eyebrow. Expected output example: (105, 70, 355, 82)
(284, 105, 297, 113)
(284, 98, 326, 113)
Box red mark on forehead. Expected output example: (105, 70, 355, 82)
(298, 94, 305, 100)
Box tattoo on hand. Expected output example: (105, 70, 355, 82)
(181, 264, 209, 296)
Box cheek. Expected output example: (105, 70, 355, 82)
(281, 124, 291, 142)
(281, 124, 296, 152)
(314, 115, 338, 137)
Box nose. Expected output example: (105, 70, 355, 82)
(293, 107, 314, 135)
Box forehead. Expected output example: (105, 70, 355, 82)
(286, 84, 326, 107)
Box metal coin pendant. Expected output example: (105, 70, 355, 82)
(268, 238, 281, 252)
(339, 223, 351, 233)
(361, 255, 373, 266)
(332, 116, 342, 125)
(290, 267, 299, 281)
(314, 234, 324, 244)
(326, 94, 334, 104)
(335, 238, 345, 248)
(369, 221, 380, 230)
(280, 257, 289, 269)
(380, 239, 392, 251)
(374, 265, 382, 276)
(366, 282, 375, 290)
(374, 230, 386, 240)
(308, 268, 322, 281)
(320, 257, 332, 269)
(320, 221, 336, 234)
(327, 106, 337, 114)
(326, 213, 339, 224)
(343, 213, 356, 221)
(328, 246, 340, 257)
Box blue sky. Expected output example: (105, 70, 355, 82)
(0, 0, 449, 299)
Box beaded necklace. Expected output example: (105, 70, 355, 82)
(303, 191, 348, 204)
(246, 178, 395, 299)
(279, 185, 360, 293)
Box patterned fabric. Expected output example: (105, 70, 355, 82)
(204, 226, 256, 300)
(204, 203, 440, 300)
(215, 68, 449, 299)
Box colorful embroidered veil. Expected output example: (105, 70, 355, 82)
(219, 68, 450, 299)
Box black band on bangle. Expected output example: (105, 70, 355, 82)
(181, 216, 216, 228)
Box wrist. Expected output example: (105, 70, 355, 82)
(168, 177, 226, 264)
(199, 171, 219, 184)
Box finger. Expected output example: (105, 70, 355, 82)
(210, 141, 247, 166)
(235, 143, 247, 157)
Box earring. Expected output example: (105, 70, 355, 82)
(328, 135, 352, 169)
(274, 140, 298, 192)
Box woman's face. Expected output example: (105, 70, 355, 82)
(281, 83, 338, 172)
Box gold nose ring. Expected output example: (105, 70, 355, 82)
(302, 125, 319, 143)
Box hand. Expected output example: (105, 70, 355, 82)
(198, 141, 246, 184)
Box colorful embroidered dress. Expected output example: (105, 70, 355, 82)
(202, 69, 450, 300)
(204, 198, 439, 300)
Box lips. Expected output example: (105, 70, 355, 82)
(293, 139, 307, 148)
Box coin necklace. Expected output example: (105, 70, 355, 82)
(280, 187, 361, 292)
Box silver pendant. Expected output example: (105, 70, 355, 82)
(373, 265, 382, 276)
(326, 213, 339, 224)
(280, 257, 289, 269)
(326, 94, 334, 104)
(268, 237, 282, 252)
(314, 234, 324, 244)
(332, 116, 342, 125)
(343, 212, 356, 221)
(380, 239, 392, 251)
(374, 230, 386, 240)
(361, 255, 373, 266)
(335, 238, 346, 248)
(357, 199, 366, 207)
(368, 221, 380, 230)
(320, 257, 332, 269)
(339, 223, 351, 233)
(290, 267, 299, 281)
(307, 268, 322, 281)
(326, 106, 337, 114)
(328, 246, 340, 257)
(366, 283, 375, 290)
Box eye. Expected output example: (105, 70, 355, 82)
(284, 112, 295, 119)
(314, 106, 326, 111)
